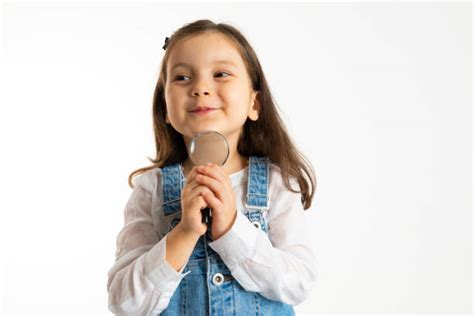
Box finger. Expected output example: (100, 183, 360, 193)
(185, 169, 209, 192)
(182, 169, 207, 199)
(195, 173, 225, 201)
(201, 191, 222, 213)
(189, 184, 214, 202)
(208, 163, 229, 181)
(186, 166, 200, 182)
(198, 164, 230, 187)
(183, 166, 204, 190)
(189, 194, 208, 212)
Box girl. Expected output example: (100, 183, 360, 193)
(107, 19, 318, 315)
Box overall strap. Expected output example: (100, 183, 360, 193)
(245, 156, 271, 211)
(161, 162, 184, 216)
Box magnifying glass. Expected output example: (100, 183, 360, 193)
(188, 130, 230, 224)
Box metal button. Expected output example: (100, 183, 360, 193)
(212, 273, 224, 286)
(252, 221, 261, 229)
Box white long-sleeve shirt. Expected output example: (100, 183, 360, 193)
(107, 163, 318, 315)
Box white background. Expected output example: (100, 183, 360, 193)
(0, 1, 471, 315)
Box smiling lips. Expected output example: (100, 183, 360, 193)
(191, 108, 217, 115)
(190, 106, 217, 115)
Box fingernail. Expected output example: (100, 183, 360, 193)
(207, 163, 212, 166)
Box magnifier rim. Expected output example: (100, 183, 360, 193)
(189, 130, 230, 166)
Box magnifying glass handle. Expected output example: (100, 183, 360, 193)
(201, 207, 212, 223)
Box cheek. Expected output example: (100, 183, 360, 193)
(166, 86, 179, 102)
(222, 82, 249, 104)
(165, 89, 185, 115)
(223, 86, 252, 113)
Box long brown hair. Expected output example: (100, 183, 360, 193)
(128, 19, 317, 210)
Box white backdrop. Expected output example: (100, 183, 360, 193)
(0, 1, 471, 315)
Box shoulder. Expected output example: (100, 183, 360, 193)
(133, 166, 163, 194)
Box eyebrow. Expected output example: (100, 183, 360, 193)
(170, 60, 238, 71)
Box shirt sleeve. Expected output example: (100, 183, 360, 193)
(207, 170, 318, 306)
(107, 177, 191, 315)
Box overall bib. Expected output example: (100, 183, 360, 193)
(159, 156, 295, 316)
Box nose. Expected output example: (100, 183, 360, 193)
(191, 76, 212, 97)
(193, 90, 210, 97)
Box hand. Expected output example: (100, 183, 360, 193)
(178, 166, 211, 238)
(195, 163, 238, 240)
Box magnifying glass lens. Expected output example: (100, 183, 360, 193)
(189, 130, 229, 166)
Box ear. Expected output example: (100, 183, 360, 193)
(248, 91, 260, 121)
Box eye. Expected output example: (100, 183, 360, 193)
(173, 72, 231, 82)
(174, 75, 190, 81)
(215, 72, 230, 78)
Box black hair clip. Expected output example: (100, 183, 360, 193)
(162, 36, 170, 50)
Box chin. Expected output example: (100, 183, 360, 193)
(192, 125, 223, 134)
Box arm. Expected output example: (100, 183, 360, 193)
(107, 182, 197, 315)
(207, 173, 318, 305)
(166, 223, 201, 271)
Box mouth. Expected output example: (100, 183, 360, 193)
(190, 108, 217, 115)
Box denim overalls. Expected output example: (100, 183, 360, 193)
(158, 156, 295, 316)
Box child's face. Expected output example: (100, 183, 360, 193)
(164, 32, 259, 146)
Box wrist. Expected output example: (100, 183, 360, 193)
(175, 223, 202, 241)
